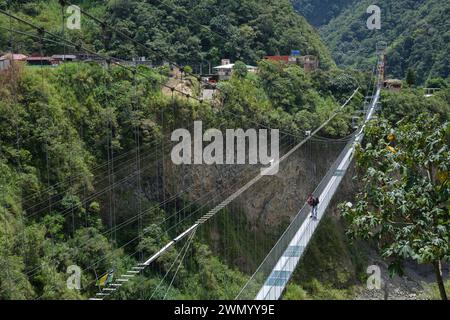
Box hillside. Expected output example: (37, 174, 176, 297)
(0, 59, 364, 299)
(2, 0, 448, 303)
(291, 0, 355, 27)
(0, 0, 335, 69)
(294, 0, 450, 84)
(0, 0, 363, 297)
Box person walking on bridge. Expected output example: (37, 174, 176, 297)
(307, 194, 319, 219)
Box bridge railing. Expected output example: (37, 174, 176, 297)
(236, 134, 357, 299)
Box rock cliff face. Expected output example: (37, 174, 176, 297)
(104, 137, 353, 269)
(160, 139, 348, 230)
(156, 138, 353, 271)
(103, 134, 368, 284)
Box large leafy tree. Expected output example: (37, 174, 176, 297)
(340, 115, 449, 300)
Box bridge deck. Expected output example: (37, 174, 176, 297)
(247, 88, 381, 300)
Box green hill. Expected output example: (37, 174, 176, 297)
(0, 1, 366, 300)
(291, 0, 355, 27)
(0, 0, 335, 69)
(292, 0, 450, 84)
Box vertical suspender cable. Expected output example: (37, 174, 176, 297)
(171, 88, 176, 228)
(4, 0, 15, 283)
(60, 2, 75, 234)
(133, 62, 144, 287)
(161, 104, 166, 213)
(37, 20, 56, 259)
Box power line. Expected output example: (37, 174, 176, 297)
(0, 8, 199, 99)
(62, 0, 221, 90)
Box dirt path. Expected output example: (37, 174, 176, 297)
(162, 69, 194, 97)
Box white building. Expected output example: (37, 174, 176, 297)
(213, 60, 257, 80)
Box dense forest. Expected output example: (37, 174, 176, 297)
(291, 0, 355, 27)
(1, 0, 449, 301)
(292, 0, 450, 84)
(0, 0, 335, 69)
(0, 0, 364, 296)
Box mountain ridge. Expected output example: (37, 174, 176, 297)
(292, 0, 450, 83)
(0, 0, 335, 69)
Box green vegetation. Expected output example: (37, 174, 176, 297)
(0, 62, 245, 299)
(232, 61, 248, 78)
(0, 0, 335, 69)
(291, 0, 355, 27)
(0, 48, 362, 299)
(339, 92, 450, 299)
(285, 85, 450, 300)
(319, 0, 450, 84)
(0, 0, 371, 298)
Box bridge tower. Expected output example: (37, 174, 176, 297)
(376, 41, 387, 86)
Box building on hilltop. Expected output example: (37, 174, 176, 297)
(264, 53, 319, 72)
(26, 56, 54, 66)
(213, 59, 257, 80)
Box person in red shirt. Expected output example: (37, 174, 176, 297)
(307, 194, 320, 219)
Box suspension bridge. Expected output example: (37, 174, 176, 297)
(0, 2, 386, 301)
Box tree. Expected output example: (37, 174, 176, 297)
(340, 115, 449, 300)
(232, 61, 248, 78)
(425, 77, 449, 89)
(405, 68, 416, 86)
(320, 0, 450, 83)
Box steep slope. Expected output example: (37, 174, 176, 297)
(0, 0, 335, 69)
(318, 0, 450, 83)
(291, 0, 355, 27)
